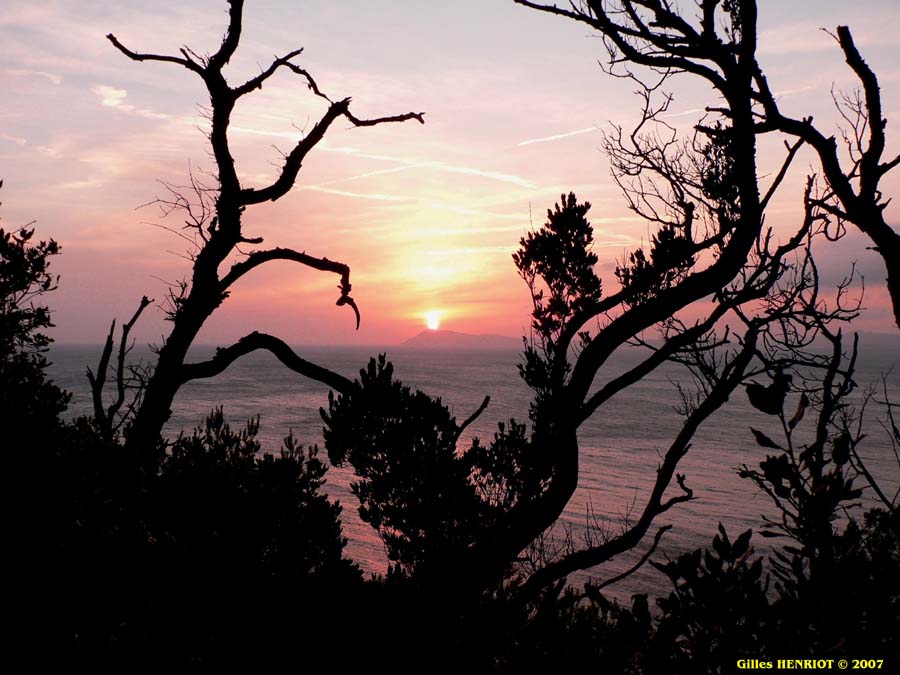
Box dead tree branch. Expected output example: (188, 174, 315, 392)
(179, 331, 352, 394)
(220, 247, 360, 327)
(87, 295, 153, 439)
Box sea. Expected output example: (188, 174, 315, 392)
(46, 336, 899, 602)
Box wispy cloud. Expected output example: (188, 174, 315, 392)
(517, 126, 601, 146)
(0, 133, 27, 146)
(417, 161, 536, 188)
(318, 146, 536, 189)
(424, 245, 517, 256)
(422, 202, 523, 221)
(58, 178, 104, 190)
(6, 68, 62, 85)
(226, 137, 537, 189)
(91, 84, 170, 120)
(94, 84, 128, 107)
(661, 107, 706, 119)
(318, 164, 418, 185)
(330, 160, 535, 189)
(301, 185, 415, 202)
(303, 186, 524, 221)
(772, 84, 817, 98)
(320, 145, 363, 155)
(36, 144, 62, 158)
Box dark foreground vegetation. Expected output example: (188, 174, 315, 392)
(6, 0, 900, 671)
(6, 194, 898, 672)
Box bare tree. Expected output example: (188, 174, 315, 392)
(92, 0, 423, 453)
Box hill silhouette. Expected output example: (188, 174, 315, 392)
(401, 329, 520, 349)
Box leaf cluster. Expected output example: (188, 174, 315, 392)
(513, 193, 602, 343)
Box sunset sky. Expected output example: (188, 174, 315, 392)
(2, 0, 899, 345)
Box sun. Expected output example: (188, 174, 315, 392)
(424, 310, 442, 330)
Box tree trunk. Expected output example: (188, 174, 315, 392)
(125, 230, 233, 454)
(125, 307, 207, 454)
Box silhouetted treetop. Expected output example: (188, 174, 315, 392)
(1, 182, 70, 437)
(514, 193, 602, 343)
(0, 220, 60, 356)
(323, 356, 488, 572)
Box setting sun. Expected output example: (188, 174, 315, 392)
(424, 310, 442, 330)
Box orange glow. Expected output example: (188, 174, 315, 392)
(4, 1, 895, 344)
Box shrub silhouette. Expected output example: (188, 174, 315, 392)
(30, 408, 361, 666)
(323, 355, 488, 574)
(3, 195, 359, 665)
(0, 213, 68, 443)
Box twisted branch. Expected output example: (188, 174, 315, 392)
(179, 331, 352, 393)
(220, 247, 360, 328)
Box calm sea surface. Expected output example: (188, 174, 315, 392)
(47, 337, 899, 601)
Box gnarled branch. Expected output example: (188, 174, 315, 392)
(454, 395, 491, 444)
(343, 108, 426, 127)
(86, 295, 153, 440)
(231, 48, 305, 98)
(520, 331, 756, 597)
(179, 331, 352, 394)
(220, 247, 360, 328)
(587, 524, 672, 595)
(208, 0, 244, 70)
(751, 25, 899, 328)
(239, 99, 424, 206)
(106, 33, 204, 75)
(513, 0, 730, 91)
(109, 296, 152, 425)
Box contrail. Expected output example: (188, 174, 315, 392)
(518, 126, 600, 146)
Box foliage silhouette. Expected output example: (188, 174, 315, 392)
(323, 355, 490, 574)
(0, 188, 69, 440)
(514, 193, 602, 343)
(31, 407, 361, 666)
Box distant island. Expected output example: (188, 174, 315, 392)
(401, 329, 521, 349)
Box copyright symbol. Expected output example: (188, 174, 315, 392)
(838, 660, 848, 670)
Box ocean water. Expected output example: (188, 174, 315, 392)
(46, 337, 899, 601)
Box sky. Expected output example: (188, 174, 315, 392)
(1, 0, 899, 345)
